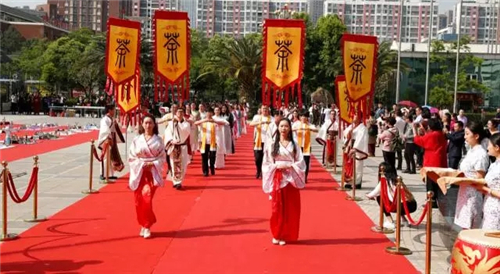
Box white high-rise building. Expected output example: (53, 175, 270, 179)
(455, 0, 500, 44)
(130, 0, 198, 39)
(196, 0, 308, 37)
(324, 0, 438, 43)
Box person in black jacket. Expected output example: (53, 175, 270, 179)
(445, 121, 465, 169)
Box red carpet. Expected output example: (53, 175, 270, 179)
(0, 131, 98, 162)
(0, 129, 418, 274)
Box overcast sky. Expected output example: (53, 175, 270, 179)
(2, 0, 458, 15)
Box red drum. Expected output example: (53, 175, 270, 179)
(451, 229, 500, 274)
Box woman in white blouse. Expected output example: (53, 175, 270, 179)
(473, 133, 500, 230)
(454, 122, 490, 229)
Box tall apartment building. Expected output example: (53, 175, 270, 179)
(324, 0, 438, 43)
(455, 0, 500, 44)
(130, 0, 197, 39)
(63, 0, 131, 32)
(308, 0, 325, 24)
(196, 0, 308, 37)
(438, 14, 447, 29)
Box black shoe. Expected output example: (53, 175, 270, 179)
(174, 184, 182, 190)
(203, 173, 209, 177)
(109, 176, 118, 180)
(410, 171, 416, 174)
(256, 172, 261, 179)
(211, 170, 215, 176)
(100, 175, 105, 181)
(402, 170, 411, 174)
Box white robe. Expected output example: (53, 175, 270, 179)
(189, 112, 200, 154)
(262, 142, 306, 194)
(164, 120, 191, 186)
(220, 115, 233, 155)
(98, 115, 123, 176)
(349, 123, 369, 184)
(128, 134, 166, 191)
(214, 117, 229, 169)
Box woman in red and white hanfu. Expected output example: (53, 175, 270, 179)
(262, 118, 306, 246)
(128, 114, 166, 239)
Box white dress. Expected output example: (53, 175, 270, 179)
(482, 161, 500, 230)
(454, 145, 490, 229)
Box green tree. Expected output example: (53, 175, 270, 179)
(374, 41, 411, 105)
(15, 39, 48, 79)
(429, 36, 488, 109)
(201, 34, 262, 102)
(0, 26, 26, 55)
(308, 15, 346, 93)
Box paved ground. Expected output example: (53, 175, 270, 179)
(1, 115, 451, 273)
(310, 141, 451, 274)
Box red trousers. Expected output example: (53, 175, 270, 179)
(271, 171, 301, 242)
(134, 170, 157, 229)
(343, 153, 353, 179)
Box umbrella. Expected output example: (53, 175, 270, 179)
(422, 105, 439, 114)
(398, 100, 417, 108)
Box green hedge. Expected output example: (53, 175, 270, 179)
(464, 113, 496, 124)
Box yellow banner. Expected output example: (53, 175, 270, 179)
(336, 76, 353, 124)
(106, 21, 140, 84)
(342, 35, 377, 102)
(116, 76, 140, 113)
(265, 26, 303, 89)
(155, 19, 188, 82)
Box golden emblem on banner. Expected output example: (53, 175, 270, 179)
(156, 19, 188, 82)
(335, 75, 354, 125)
(105, 18, 141, 85)
(341, 34, 378, 102)
(116, 74, 140, 113)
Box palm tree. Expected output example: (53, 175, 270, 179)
(374, 41, 411, 105)
(200, 35, 262, 101)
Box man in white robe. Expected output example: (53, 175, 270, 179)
(195, 108, 228, 176)
(316, 111, 339, 167)
(249, 105, 273, 179)
(344, 113, 369, 188)
(213, 107, 230, 169)
(164, 107, 191, 190)
(97, 104, 124, 181)
(267, 110, 283, 142)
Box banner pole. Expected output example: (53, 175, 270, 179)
(24, 156, 47, 222)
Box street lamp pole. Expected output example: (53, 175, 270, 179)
(424, 0, 435, 106)
(453, 0, 463, 113)
(395, 0, 404, 104)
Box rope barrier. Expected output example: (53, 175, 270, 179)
(6, 167, 38, 203)
(380, 177, 398, 213)
(401, 188, 430, 226)
(91, 143, 108, 162)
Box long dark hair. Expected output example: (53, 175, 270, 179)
(467, 121, 487, 144)
(271, 118, 297, 158)
(138, 114, 159, 135)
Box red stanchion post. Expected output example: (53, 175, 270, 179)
(24, 156, 46, 222)
(371, 166, 394, 234)
(83, 140, 99, 194)
(1, 161, 18, 241)
(346, 153, 362, 201)
(386, 176, 412, 255)
(335, 152, 348, 191)
(425, 191, 433, 274)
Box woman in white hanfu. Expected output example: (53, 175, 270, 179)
(187, 103, 200, 162)
(213, 107, 230, 169)
(454, 122, 490, 229)
(473, 133, 500, 230)
(220, 104, 235, 155)
(128, 114, 166, 239)
(164, 108, 191, 190)
(262, 118, 306, 246)
(240, 104, 247, 135)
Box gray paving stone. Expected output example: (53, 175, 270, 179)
(311, 142, 451, 274)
